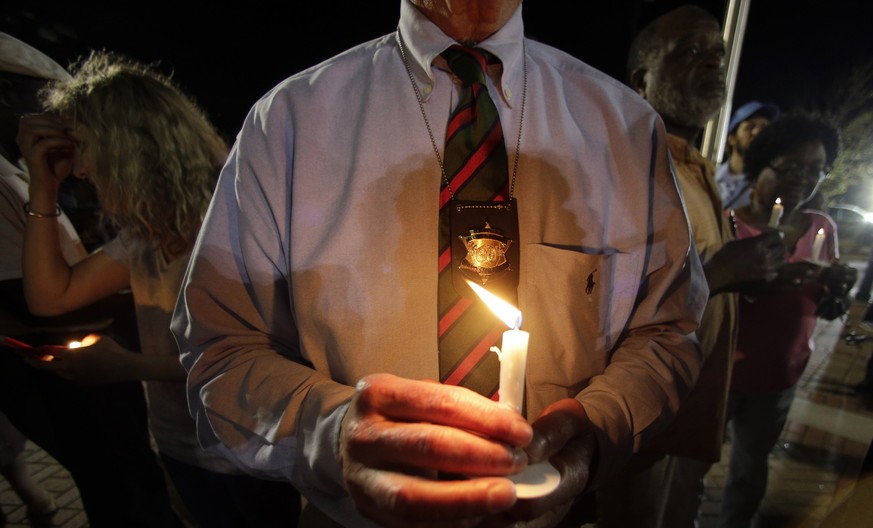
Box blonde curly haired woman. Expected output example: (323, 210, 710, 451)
(18, 51, 300, 527)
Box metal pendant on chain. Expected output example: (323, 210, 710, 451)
(397, 29, 527, 298)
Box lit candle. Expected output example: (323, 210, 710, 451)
(811, 228, 825, 263)
(67, 334, 100, 349)
(466, 281, 529, 413)
(491, 329, 529, 414)
(464, 280, 561, 498)
(769, 197, 784, 228)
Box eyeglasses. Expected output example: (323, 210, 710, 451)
(767, 161, 830, 185)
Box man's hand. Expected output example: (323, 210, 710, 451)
(772, 261, 824, 292)
(813, 261, 858, 320)
(340, 374, 533, 528)
(818, 261, 858, 296)
(705, 231, 786, 295)
(484, 398, 596, 527)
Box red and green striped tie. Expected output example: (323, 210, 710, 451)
(438, 45, 510, 397)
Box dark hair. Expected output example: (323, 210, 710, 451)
(743, 115, 839, 183)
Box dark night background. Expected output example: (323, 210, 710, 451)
(3, 0, 872, 145)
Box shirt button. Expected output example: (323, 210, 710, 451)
(503, 87, 512, 99)
(423, 84, 433, 95)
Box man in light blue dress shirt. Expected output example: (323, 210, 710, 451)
(172, 1, 708, 525)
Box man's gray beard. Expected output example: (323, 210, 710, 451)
(646, 75, 724, 129)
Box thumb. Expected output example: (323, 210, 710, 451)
(526, 399, 588, 463)
(35, 345, 73, 360)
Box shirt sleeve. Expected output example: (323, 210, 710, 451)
(0, 177, 26, 281)
(575, 119, 708, 484)
(171, 97, 355, 497)
(98, 229, 133, 264)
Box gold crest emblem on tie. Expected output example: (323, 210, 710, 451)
(458, 222, 513, 284)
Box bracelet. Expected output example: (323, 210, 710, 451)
(23, 202, 61, 218)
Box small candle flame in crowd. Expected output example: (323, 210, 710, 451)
(811, 228, 826, 263)
(67, 334, 100, 349)
(769, 197, 784, 228)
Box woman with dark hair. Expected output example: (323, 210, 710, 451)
(720, 115, 856, 528)
(17, 51, 300, 527)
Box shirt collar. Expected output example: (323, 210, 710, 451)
(667, 133, 710, 168)
(396, 0, 525, 107)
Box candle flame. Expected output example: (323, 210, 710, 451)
(67, 334, 100, 349)
(465, 280, 522, 329)
(775, 197, 782, 205)
(817, 228, 824, 235)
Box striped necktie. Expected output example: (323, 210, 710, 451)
(438, 45, 510, 397)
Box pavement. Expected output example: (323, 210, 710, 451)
(697, 298, 873, 528)
(3, 257, 873, 528)
(0, 443, 86, 527)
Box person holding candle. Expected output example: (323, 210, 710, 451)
(0, 32, 185, 527)
(17, 52, 301, 526)
(616, 7, 789, 527)
(172, 1, 708, 526)
(721, 114, 857, 528)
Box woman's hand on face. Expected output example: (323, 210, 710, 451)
(16, 114, 76, 190)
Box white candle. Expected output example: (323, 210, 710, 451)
(811, 228, 825, 263)
(491, 328, 530, 413)
(769, 198, 784, 228)
(466, 281, 529, 413)
(465, 281, 560, 498)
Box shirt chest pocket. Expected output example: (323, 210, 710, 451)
(520, 244, 642, 389)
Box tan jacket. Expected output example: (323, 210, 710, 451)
(642, 134, 739, 462)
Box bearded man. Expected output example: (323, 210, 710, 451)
(716, 100, 780, 209)
(593, 6, 786, 528)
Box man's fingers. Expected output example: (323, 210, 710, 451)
(525, 398, 587, 463)
(346, 466, 516, 527)
(345, 419, 528, 475)
(341, 375, 537, 526)
(355, 374, 532, 446)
